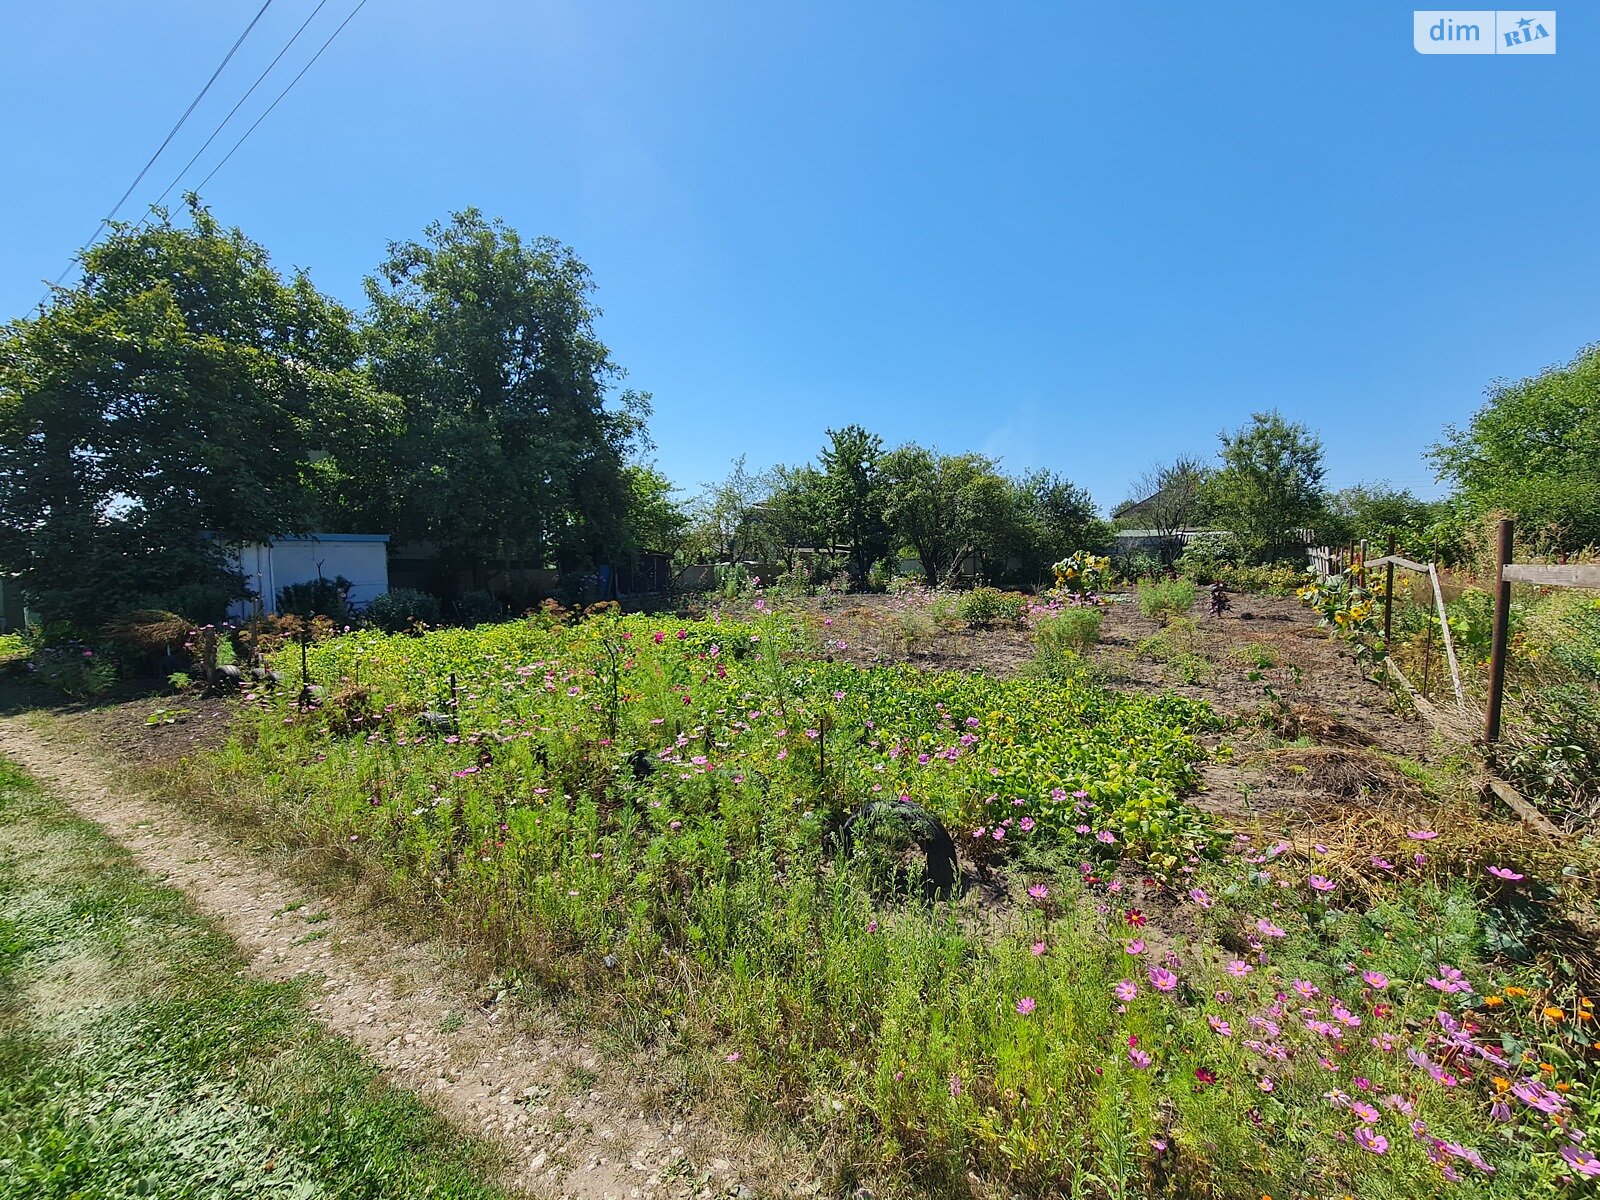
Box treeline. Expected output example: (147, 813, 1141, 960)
(3, 199, 1597, 627)
(0, 201, 653, 624)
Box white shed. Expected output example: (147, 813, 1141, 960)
(229, 534, 390, 619)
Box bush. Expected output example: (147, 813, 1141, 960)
(277, 576, 353, 621)
(366, 589, 443, 633)
(1174, 532, 1242, 583)
(1211, 564, 1306, 595)
(1138, 579, 1196, 623)
(454, 590, 504, 627)
(1035, 606, 1103, 653)
(957, 587, 1029, 628)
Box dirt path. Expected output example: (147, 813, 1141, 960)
(0, 715, 800, 1200)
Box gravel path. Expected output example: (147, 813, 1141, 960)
(0, 716, 807, 1200)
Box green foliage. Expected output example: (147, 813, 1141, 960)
(1134, 616, 1214, 684)
(364, 208, 648, 576)
(956, 587, 1029, 628)
(1173, 531, 1242, 582)
(1137, 578, 1196, 623)
(453, 590, 505, 627)
(0, 633, 27, 665)
(1432, 343, 1600, 555)
(1050, 551, 1112, 596)
(366, 588, 443, 632)
(1203, 563, 1306, 595)
(880, 445, 1023, 585)
(621, 463, 689, 558)
(818, 424, 891, 584)
(1032, 607, 1103, 662)
(1204, 411, 1332, 564)
(1331, 483, 1444, 550)
(277, 575, 353, 621)
(0, 200, 386, 625)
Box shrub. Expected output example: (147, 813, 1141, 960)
(277, 576, 353, 621)
(1036, 607, 1103, 653)
(454, 590, 504, 627)
(1051, 551, 1112, 596)
(1212, 564, 1306, 595)
(867, 559, 895, 592)
(1138, 579, 1196, 623)
(366, 589, 443, 633)
(100, 610, 191, 656)
(1174, 532, 1242, 583)
(958, 587, 1029, 628)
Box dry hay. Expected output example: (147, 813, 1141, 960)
(1260, 746, 1422, 805)
(1265, 703, 1374, 748)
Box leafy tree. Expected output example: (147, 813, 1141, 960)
(1331, 483, 1442, 553)
(1204, 412, 1331, 563)
(763, 464, 831, 569)
(1012, 469, 1112, 583)
(364, 209, 647, 581)
(880, 445, 1022, 584)
(0, 200, 383, 624)
(1117, 457, 1212, 563)
(817, 424, 890, 584)
(1431, 345, 1600, 554)
(685, 456, 771, 564)
(620, 463, 689, 559)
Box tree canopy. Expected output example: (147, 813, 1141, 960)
(1204, 411, 1332, 563)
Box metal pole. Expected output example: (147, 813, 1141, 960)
(1485, 518, 1514, 751)
(1382, 533, 1396, 654)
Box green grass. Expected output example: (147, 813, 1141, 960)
(0, 634, 26, 666)
(0, 756, 517, 1200)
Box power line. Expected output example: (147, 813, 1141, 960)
(143, 0, 334, 219)
(40, 0, 275, 304)
(191, 0, 370, 197)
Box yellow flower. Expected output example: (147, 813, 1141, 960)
(1483, 995, 1505, 1007)
(1492, 1076, 1511, 1093)
(1544, 1007, 1566, 1022)
(1504, 986, 1529, 998)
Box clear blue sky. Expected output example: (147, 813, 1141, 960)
(4, 2, 1595, 512)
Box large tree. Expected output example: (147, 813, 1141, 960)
(0, 200, 383, 624)
(364, 209, 647, 581)
(1010, 469, 1112, 584)
(1204, 412, 1332, 563)
(880, 445, 1023, 584)
(1118, 456, 1211, 563)
(1431, 345, 1600, 554)
(817, 424, 890, 584)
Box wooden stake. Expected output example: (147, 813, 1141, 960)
(1484, 518, 1514, 752)
(1382, 533, 1396, 654)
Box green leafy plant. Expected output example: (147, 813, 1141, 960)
(1137, 579, 1196, 623)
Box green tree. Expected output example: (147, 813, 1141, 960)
(817, 424, 890, 585)
(1117, 457, 1212, 563)
(1431, 345, 1600, 554)
(364, 209, 648, 582)
(620, 463, 689, 559)
(880, 445, 1023, 584)
(1331, 483, 1442, 552)
(1011, 469, 1112, 583)
(0, 200, 384, 624)
(1205, 412, 1331, 563)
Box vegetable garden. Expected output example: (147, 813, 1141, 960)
(176, 603, 1600, 1197)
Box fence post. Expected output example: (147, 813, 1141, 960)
(1484, 519, 1514, 751)
(1382, 533, 1396, 654)
(1357, 539, 1367, 587)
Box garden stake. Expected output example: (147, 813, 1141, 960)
(1382, 533, 1396, 655)
(1484, 517, 1514, 754)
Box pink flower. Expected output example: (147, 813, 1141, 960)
(725, 1051, 741, 1062)
(1225, 960, 1254, 977)
(1487, 865, 1524, 881)
(1353, 1128, 1389, 1155)
(1362, 970, 1389, 989)
(1188, 887, 1213, 908)
(1407, 829, 1438, 840)
(1028, 884, 1049, 900)
(1097, 830, 1116, 844)
(1257, 1077, 1275, 1093)
(1208, 1014, 1233, 1037)
(1126, 939, 1146, 955)
(1031, 941, 1047, 956)
(1114, 979, 1139, 1002)
(1148, 965, 1178, 993)
(1561, 1145, 1600, 1178)
(1350, 1100, 1380, 1123)
(1016, 996, 1036, 1016)
(1256, 919, 1287, 938)
(1371, 856, 1395, 872)
(1308, 875, 1335, 892)
(949, 1074, 962, 1097)
(992, 827, 1006, 841)
(1127, 1047, 1152, 1068)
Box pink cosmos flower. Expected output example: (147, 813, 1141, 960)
(1353, 1128, 1389, 1154)
(1408, 829, 1438, 840)
(1256, 918, 1287, 938)
(1561, 1146, 1600, 1178)
(726, 1051, 740, 1062)
(1031, 941, 1047, 956)
(1487, 865, 1524, 881)
(949, 1074, 962, 1097)
(1028, 884, 1049, 900)
(1208, 1014, 1232, 1037)
(1371, 856, 1395, 871)
(1016, 996, 1036, 1016)
(1225, 960, 1254, 977)
(1097, 830, 1116, 844)
(1127, 1047, 1152, 1068)
(1114, 979, 1139, 1002)
(1362, 970, 1389, 989)
(1308, 875, 1336, 892)
(1149, 965, 1178, 992)
(1126, 939, 1146, 955)
(1257, 1077, 1275, 1093)
(1350, 1100, 1380, 1123)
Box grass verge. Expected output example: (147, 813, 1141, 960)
(0, 754, 517, 1200)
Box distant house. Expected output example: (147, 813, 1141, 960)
(228, 534, 390, 619)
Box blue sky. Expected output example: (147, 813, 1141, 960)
(4, 2, 1595, 512)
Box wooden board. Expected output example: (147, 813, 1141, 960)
(1501, 563, 1600, 588)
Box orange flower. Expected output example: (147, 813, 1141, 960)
(1483, 995, 1505, 1008)
(1505, 986, 1529, 998)
(1556, 1082, 1572, 1093)
(1492, 1076, 1511, 1093)
(1540, 1062, 1556, 1073)
(1544, 1007, 1566, 1022)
